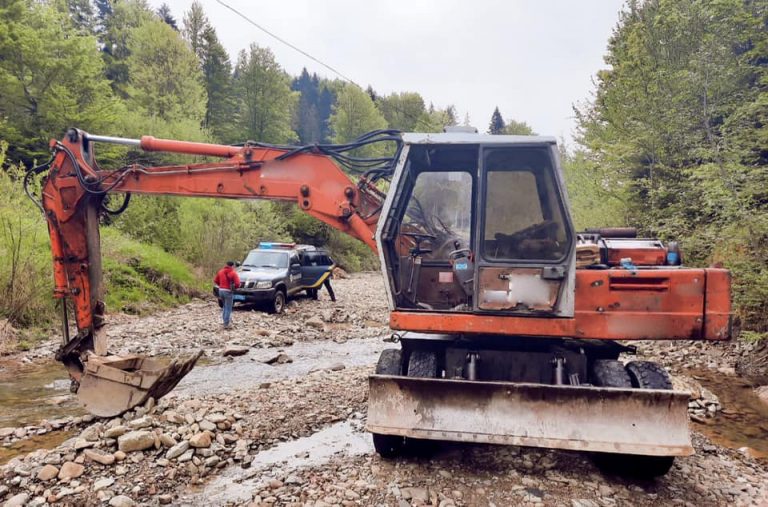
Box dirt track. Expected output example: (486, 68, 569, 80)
(1, 273, 767, 506)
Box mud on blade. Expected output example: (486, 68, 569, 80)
(76, 351, 202, 418)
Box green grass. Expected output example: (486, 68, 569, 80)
(101, 228, 206, 315)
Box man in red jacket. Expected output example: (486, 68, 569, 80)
(214, 261, 240, 329)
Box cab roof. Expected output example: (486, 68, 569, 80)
(401, 132, 557, 145)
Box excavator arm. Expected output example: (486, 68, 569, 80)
(33, 128, 394, 416)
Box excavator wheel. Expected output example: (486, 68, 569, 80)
(407, 349, 438, 378)
(591, 359, 676, 478)
(626, 361, 673, 390)
(372, 349, 406, 458)
(590, 359, 632, 387)
(403, 349, 439, 456)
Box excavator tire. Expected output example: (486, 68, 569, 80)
(407, 349, 438, 378)
(625, 361, 673, 390)
(372, 349, 406, 458)
(403, 349, 439, 456)
(590, 359, 632, 387)
(376, 349, 403, 375)
(591, 359, 676, 478)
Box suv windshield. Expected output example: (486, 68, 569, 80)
(243, 251, 289, 268)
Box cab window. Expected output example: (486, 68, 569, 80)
(482, 147, 568, 261)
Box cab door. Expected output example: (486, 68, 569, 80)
(474, 144, 575, 317)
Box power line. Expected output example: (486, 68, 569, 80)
(214, 0, 356, 84)
(214, 0, 437, 132)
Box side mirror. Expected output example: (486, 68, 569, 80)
(290, 262, 301, 272)
(235, 261, 241, 267)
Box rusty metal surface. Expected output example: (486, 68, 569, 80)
(366, 375, 693, 456)
(478, 267, 560, 312)
(390, 266, 732, 341)
(77, 351, 202, 417)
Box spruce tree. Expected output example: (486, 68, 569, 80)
(488, 106, 505, 134)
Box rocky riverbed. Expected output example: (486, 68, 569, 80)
(1, 272, 767, 506)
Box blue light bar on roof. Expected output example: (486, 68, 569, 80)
(258, 242, 296, 249)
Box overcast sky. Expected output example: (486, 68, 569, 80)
(148, 0, 626, 143)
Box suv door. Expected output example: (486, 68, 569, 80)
(300, 252, 333, 288)
(288, 252, 302, 293)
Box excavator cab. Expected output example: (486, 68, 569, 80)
(380, 134, 575, 316)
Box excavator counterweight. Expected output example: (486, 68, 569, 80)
(29, 128, 731, 475)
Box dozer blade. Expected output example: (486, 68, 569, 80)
(367, 375, 693, 456)
(76, 351, 203, 417)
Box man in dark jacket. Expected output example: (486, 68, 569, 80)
(214, 261, 240, 329)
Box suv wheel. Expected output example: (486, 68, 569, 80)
(269, 290, 286, 314)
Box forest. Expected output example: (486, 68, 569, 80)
(0, 0, 765, 346)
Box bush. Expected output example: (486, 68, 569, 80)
(0, 141, 208, 331)
(0, 143, 58, 328)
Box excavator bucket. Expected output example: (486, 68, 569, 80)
(367, 375, 693, 456)
(76, 351, 203, 417)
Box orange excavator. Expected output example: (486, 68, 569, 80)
(28, 127, 731, 476)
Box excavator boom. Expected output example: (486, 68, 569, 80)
(35, 128, 394, 416)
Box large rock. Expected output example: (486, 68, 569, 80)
(401, 487, 429, 502)
(80, 423, 102, 441)
(159, 433, 177, 448)
(165, 441, 189, 460)
(223, 345, 249, 357)
(305, 316, 324, 329)
(109, 495, 135, 507)
(127, 416, 153, 429)
(36, 464, 59, 481)
(57, 461, 84, 480)
(84, 449, 116, 466)
(117, 431, 155, 453)
(3, 493, 29, 507)
(93, 477, 115, 491)
(189, 432, 211, 448)
(104, 426, 128, 439)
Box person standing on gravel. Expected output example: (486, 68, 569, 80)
(214, 261, 240, 329)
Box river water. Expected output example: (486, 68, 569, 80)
(1, 341, 766, 465)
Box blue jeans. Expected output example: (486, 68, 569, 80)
(219, 289, 234, 326)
